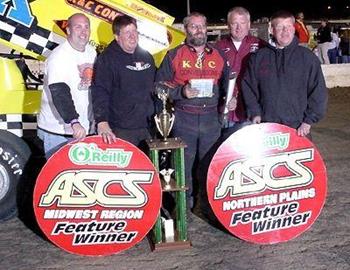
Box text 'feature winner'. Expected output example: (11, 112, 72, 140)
(33, 136, 162, 256)
(207, 123, 327, 244)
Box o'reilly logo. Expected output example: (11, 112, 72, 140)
(69, 143, 132, 167)
(263, 132, 290, 150)
(233, 132, 290, 153)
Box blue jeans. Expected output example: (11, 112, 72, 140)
(328, 48, 339, 64)
(37, 129, 72, 159)
(341, 55, 350, 63)
(172, 110, 221, 207)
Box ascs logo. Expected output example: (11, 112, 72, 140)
(33, 136, 161, 256)
(207, 123, 327, 244)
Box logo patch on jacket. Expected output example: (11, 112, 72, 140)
(126, 62, 151, 71)
(250, 43, 259, 52)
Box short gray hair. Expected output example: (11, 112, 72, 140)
(270, 10, 295, 26)
(183, 12, 207, 28)
(227, 7, 250, 22)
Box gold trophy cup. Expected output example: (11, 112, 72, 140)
(154, 83, 175, 141)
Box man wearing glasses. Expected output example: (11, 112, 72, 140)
(156, 12, 233, 210)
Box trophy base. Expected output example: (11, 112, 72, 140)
(146, 137, 187, 150)
(147, 136, 190, 251)
(161, 178, 188, 192)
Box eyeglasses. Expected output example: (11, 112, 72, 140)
(188, 24, 206, 30)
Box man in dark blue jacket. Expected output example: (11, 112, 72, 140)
(242, 10, 327, 137)
(91, 15, 156, 147)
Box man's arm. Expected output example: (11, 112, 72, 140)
(48, 83, 79, 123)
(241, 55, 262, 121)
(91, 55, 113, 124)
(155, 50, 185, 100)
(298, 57, 328, 136)
(303, 58, 328, 125)
(218, 51, 232, 109)
(46, 54, 87, 139)
(48, 83, 86, 139)
(91, 55, 117, 144)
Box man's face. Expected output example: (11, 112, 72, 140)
(67, 15, 90, 51)
(186, 16, 207, 47)
(228, 12, 250, 42)
(117, 23, 138, 54)
(272, 17, 295, 48)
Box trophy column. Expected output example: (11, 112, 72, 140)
(148, 82, 191, 250)
(147, 138, 191, 250)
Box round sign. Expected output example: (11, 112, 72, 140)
(207, 123, 327, 244)
(33, 136, 162, 256)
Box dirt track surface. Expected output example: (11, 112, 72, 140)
(1, 88, 349, 270)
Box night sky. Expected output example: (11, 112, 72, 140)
(145, 0, 350, 23)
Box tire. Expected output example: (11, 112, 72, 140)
(0, 130, 31, 221)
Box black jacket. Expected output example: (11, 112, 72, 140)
(92, 40, 156, 129)
(316, 25, 332, 44)
(242, 37, 328, 129)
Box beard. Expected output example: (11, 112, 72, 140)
(187, 32, 207, 46)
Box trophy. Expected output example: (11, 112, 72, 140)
(154, 82, 175, 141)
(159, 168, 174, 190)
(147, 83, 190, 250)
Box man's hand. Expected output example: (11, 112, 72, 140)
(252, 115, 261, 124)
(297, 122, 311, 137)
(97, 121, 116, 144)
(227, 97, 237, 111)
(72, 123, 86, 140)
(183, 84, 199, 99)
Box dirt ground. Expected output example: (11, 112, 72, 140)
(0, 88, 349, 270)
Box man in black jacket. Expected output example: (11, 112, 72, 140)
(91, 15, 156, 147)
(242, 10, 327, 137)
(316, 18, 332, 64)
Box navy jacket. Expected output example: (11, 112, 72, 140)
(242, 37, 328, 129)
(92, 40, 156, 129)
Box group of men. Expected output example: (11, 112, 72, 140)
(37, 14, 155, 155)
(37, 8, 327, 210)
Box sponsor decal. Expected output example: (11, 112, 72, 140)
(181, 60, 216, 69)
(65, 0, 122, 24)
(128, 2, 167, 24)
(33, 136, 161, 256)
(0, 0, 34, 27)
(126, 62, 151, 71)
(207, 123, 327, 244)
(0, 147, 22, 175)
